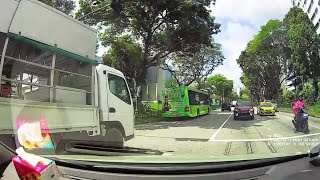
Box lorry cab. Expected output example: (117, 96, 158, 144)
(96, 64, 134, 141)
(0, 0, 134, 150)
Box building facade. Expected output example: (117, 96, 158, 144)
(141, 66, 172, 102)
(292, 0, 320, 34)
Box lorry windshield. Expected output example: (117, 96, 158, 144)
(2, 0, 320, 167)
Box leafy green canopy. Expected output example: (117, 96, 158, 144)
(206, 74, 234, 100)
(283, 7, 320, 99)
(76, 0, 221, 86)
(246, 20, 282, 54)
(237, 19, 289, 101)
(102, 34, 144, 88)
(39, 0, 75, 15)
(163, 43, 224, 86)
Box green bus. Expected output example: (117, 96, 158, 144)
(162, 86, 211, 118)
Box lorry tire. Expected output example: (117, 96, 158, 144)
(105, 127, 124, 148)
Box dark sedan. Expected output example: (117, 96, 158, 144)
(221, 103, 232, 111)
(234, 101, 254, 120)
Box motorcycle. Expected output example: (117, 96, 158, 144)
(292, 106, 309, 134)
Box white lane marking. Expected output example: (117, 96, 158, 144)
(210, 132, 320, 142)
(209, 114, 232, 141)
(162, 153, 173, 156)
(218, 112, 233, 115)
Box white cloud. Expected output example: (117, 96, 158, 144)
(213, 22, 257, 88)
(210, 0, 292, 88)
(211, 0, 292, 27)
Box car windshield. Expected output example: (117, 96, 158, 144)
(237, 101, 252, 107)
(1, 0, 320, 168)
(261, 103, 273, 107)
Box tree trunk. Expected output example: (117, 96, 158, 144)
(313, 79, 319, 102)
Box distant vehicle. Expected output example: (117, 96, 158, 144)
(221, 103, 231, 111)
(258, 102, 276, 116)
(234, 101, 254, 120)
(162, 86, 211, 118)
(231, 101, 237, 107)
(262, 99, 278, 112)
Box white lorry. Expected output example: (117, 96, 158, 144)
(0, 0, 134, 149)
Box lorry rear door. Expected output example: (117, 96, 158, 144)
(106, 73, 134, 137)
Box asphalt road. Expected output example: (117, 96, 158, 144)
(126, 109, 320, 157)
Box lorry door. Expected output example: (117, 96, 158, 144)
(106, 73, 134, 137)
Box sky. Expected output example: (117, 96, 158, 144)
(75, 0, 293, 88)
(210, 0, 292, 88)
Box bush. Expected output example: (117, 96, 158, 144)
(301, 83, 315, 104)
(240, 94, 250, 101)
(282, 90, 294, 103)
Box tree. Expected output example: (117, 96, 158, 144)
(301, 83, 315, 104)
(283, 7, 320, 100)
(241, 94, 250, 101)
(240, 88, 250, 98)
(102, 34, 145, 90)
(206, 74, 233, 102)
(230, 91, 239, 101)
(76, 0, 220, 74)
(39, 0, 75, 15)
(282, 90, 294, 103)
(165, 77, 179, 88)
(162, 43, 224, 86)
(237, 19, 289, 101)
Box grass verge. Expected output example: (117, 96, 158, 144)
(135, 116, 165, 125)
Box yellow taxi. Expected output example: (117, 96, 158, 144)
(257, 102, 276, 116)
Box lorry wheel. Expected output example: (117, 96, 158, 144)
(105, 128, 124, 148)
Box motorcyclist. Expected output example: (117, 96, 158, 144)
(292, 95, 305, 132)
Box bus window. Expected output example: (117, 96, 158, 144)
(188, 90, 200, 105)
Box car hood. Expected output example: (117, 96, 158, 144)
(46, 152, 305, 164)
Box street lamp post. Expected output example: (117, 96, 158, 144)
(211, 85, 216, 104)
(222, 84, 225, 103)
